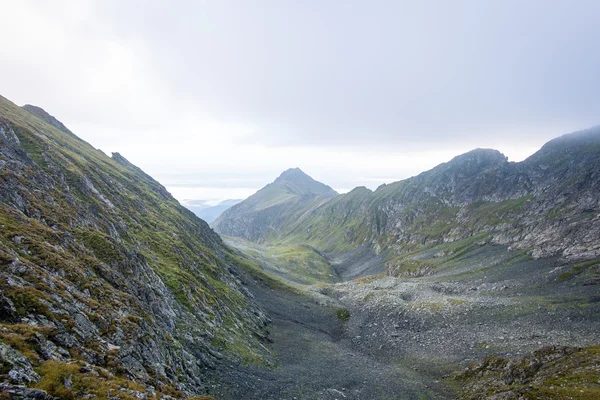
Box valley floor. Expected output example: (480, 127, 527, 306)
(205, 270, 453, 399)
(208, 241, 600, 399)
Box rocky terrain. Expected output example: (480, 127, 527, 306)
(0, 94, 272, 398)
(456, 345, 600, 399)
(216, 236, 598, 399)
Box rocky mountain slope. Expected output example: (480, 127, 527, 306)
(213, 168, 338, 242)
(234, 128, 600, 279)
(0, 95, 272, 398)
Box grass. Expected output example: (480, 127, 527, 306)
(557, 259, 600, 281)
(34, 360, 174, 400)
(225, 237, 338, 286)
(336, 308, 351, 322)
(263, 244, 338, 284)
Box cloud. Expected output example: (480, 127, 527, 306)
(76, 0, 600, 149)
(1, 0, 598, 203)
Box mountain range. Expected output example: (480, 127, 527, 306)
(1, 90, 599, 399)
(216, 130, 600, 279)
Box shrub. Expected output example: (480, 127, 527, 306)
(336, 308, 351, 322)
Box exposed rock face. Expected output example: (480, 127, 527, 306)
(256, 128, 600, 273)
(213, 167, 338, 242)
(0, 383, 57, 400)
(0, 95, 270, 397)
(0, 343, 40, 384)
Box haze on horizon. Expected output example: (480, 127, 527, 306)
(1, 0, 599, 204)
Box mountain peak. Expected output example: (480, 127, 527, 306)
(273, 168, 338, 197)
(276, 167, 309, 181)
(531, 125, 600, 158)
(213, 168, 337, 241)
(448, 148, 507, 166)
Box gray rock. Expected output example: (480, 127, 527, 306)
(0, 383, 57, 400)
(0, 291, 19, 323)
(0, 343, 40, 384)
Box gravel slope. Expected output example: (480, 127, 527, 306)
(214, 242, 599, 399)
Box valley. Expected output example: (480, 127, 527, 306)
(0, 91, 598, 399)
(215, 237, 600, 399)
(211, 137, 600, 398)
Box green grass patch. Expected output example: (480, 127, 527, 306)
(336, 308, 351, 321)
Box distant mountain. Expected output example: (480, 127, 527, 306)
(186, 199, 242, 223)
(232, 128, 600, 278)
(181, 199, 211, 215)
(213, 168, 338, 242)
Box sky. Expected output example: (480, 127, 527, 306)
(1, 0, 599, 205)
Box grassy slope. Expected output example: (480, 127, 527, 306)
(225, 237, 338, 285)
(0, 95, 270, 397)
(276, 186, 374, 253)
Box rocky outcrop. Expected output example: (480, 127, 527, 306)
(21, 105, 74, 136)
(0, 343, 40, 384)
(0, 383, 57, 400)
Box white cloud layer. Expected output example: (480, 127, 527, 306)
(1, 0, 598, 203)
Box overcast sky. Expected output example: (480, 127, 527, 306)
(1, 0, 599, 205)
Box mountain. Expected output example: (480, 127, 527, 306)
(186, 199, 242, 224)
(239, 128, 600, 279)
(212, 168, 338, 242)
(0, 95, 271, 398)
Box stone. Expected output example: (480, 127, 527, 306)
(0, 343, 40, 384)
